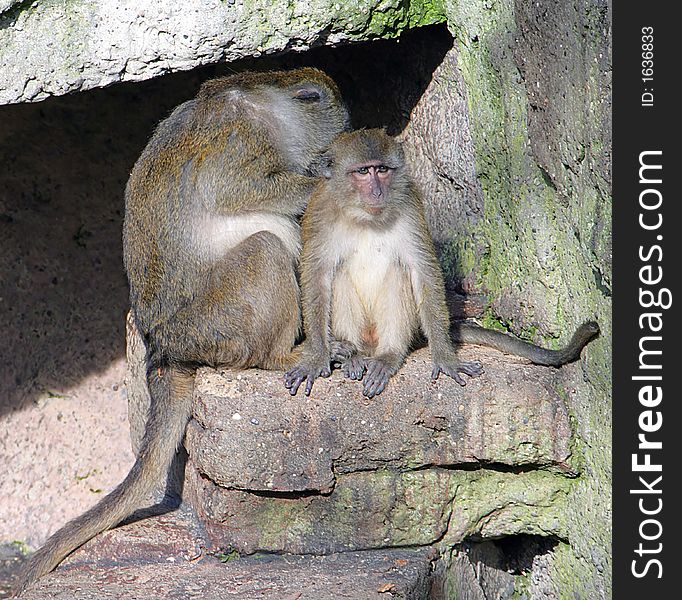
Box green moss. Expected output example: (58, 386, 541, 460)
(229, 468, 577, 556)
(441, 2, 611, 596)
(512, 574, 532, 599)
(479, 308, 508, 333)
(256, 0, 447, 42)
(365, 0, 446, 36)
(254, 496, 317, 549)
(215, 548, 240, 563)
(445, 0, 609, 341)
(443, 1, 547, 312)
(439, 236, 479, 282)
(11, 540, 30, 556)
(563, 409, 586, 476)
(478, 309, 540, 345)
(540, 542, 608, 599)
(441, 469, 574, 546)
(517, 323, 539, 343)
(0, 0, 37, 28)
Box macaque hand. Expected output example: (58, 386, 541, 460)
(284, 357, 332, 396)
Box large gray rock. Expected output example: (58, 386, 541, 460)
(188, 463, 573, 556)
(440, 2, 611, 596)
(0, 0, 444, 105)
(122, 314, 577, 557)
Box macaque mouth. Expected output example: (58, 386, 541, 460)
(365, 191, 387, 208)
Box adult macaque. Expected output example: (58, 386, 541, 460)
(15, 68, 349, 594)
(285, 129, 599, 398)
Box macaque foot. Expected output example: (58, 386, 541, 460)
(362, 358, 396, 398)
(285, 360, 331, 396)
(342, 355, 366, 380)
(431, 360, 484, 386)
(330, 339, 356, 364)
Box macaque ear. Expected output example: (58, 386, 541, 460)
(390, 131, 405, 146)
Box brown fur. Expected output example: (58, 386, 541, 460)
(14, 68, 348, 595)
(285, 129, 599, 398)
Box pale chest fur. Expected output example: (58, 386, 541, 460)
(334, 218, 416, 306)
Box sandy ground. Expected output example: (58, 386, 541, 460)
(0, 49, 232, 556)
(0, 81, 158, 596)
(0, 87, 147, 551)
(0, 63, 220, 550)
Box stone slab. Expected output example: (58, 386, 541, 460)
(187, 464, 572, 556)
(15, 507, 439, 600)
(187, 346, 574, 496)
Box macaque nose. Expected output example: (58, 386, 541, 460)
(370, 173, 383, 199)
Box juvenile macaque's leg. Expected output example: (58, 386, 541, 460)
(360, 266, 417, 397)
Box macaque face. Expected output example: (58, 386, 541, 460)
(347, 162, 395, 214)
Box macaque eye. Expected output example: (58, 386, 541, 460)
(376, 165, 389, 173)
(293, 89, 322, 102)
(356, 167, 369, 175)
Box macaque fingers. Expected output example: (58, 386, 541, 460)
(362, 358, 395, 398)
(342, 355, 366, 380)
(330, 338, 356, 364)
(284, 361, 332, 396)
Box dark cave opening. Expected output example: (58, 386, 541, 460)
(0, 23, 454, 416)
(448, 535, 561, 597)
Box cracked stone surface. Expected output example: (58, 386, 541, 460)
(14, 509, 439, 600)
(187, 346, 573, 495)
(0, 0, 444, 105)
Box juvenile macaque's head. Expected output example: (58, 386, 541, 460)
(327, 129, 409, 222)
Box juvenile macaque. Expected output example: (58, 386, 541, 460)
(15, 68, 349, 594)
(284, 129, 599, 398)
